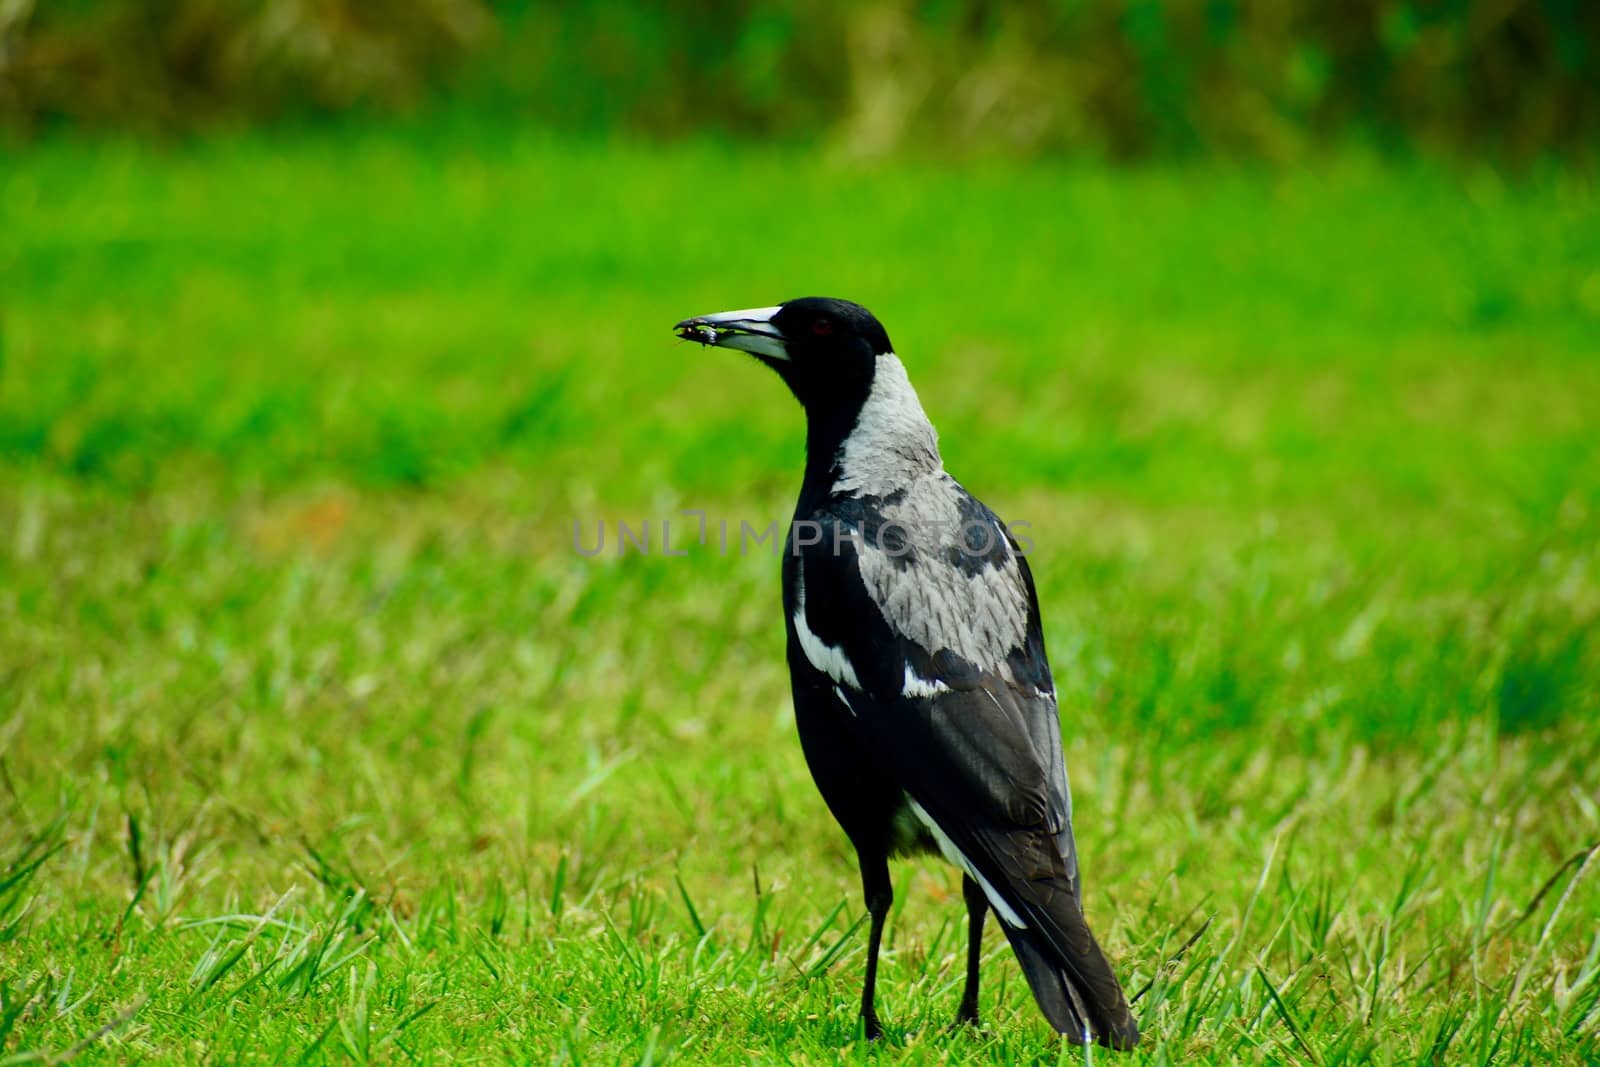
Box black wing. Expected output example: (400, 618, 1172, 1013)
(790, 494, 1139, 1048)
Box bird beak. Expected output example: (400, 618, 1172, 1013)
(674, 306, 788, 362)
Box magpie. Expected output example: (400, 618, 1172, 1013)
(674, 297, 1139, 1048)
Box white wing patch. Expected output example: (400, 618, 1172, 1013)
(902, 663, 951, 698)
(833, 685, 857, 717)
(793, 560, 861, 689)
(907, 800, 1027, 928)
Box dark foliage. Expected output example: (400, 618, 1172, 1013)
(2, 1, 1596, 160)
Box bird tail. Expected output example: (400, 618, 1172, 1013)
(996, 908, 1140, 1049)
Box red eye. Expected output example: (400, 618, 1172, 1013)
(812, 319, 832, 336)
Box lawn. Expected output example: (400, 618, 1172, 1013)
(2, 129, 1598, 1064)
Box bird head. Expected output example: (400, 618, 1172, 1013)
(674, 297, 893, 411)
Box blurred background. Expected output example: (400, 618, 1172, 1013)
(4, 2, 1599, 1062)
(4, 0, 1598, 160)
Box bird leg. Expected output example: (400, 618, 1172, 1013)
(859, 860, 893, 1040)
(954, 873, 987, 1028)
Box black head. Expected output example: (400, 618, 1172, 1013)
(674, 297, 893, 413)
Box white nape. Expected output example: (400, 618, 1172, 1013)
(832, 354, 942, 499)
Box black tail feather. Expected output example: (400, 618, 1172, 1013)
(998, 919, 1140, 1050)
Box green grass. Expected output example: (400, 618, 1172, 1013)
(2, 128, 1599, 1063)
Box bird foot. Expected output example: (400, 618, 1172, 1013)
(861, 1013, 884, 1041)
(949, 1008, 984, 1034)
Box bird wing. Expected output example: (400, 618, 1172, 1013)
(789, 487, 1137, 1046)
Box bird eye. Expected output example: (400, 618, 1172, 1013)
(812, 319, 833, 336)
